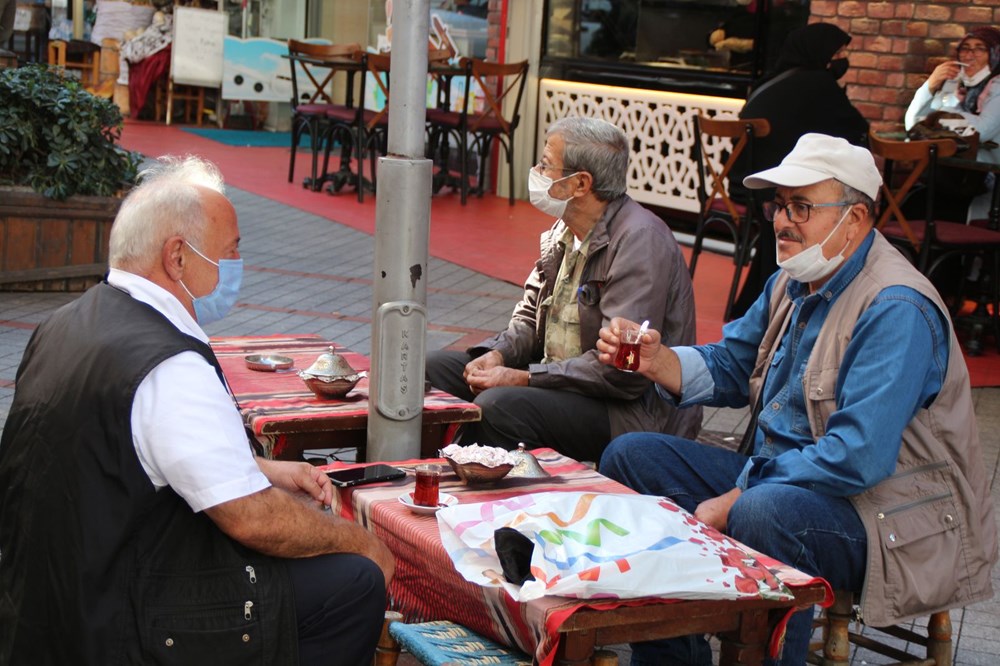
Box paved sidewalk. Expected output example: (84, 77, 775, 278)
(0, 184, 997, 664)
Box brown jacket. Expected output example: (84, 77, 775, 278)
(472, 196, 702, 440)
(749, 232, 997, 626)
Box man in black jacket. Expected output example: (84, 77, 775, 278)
(0, 156, 392, 665)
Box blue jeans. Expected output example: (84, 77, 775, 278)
(600, 434, 868, 666)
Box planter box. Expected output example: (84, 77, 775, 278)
(0, 186, 121, 292)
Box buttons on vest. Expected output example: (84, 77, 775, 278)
(243, 634, 251, 643)
(165, 638, 174, 647)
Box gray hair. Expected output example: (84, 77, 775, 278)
(109, 156, 226, 273)
(840, 181, 875, 219)
(547, 117, 628, 202)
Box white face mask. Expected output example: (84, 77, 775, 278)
(528, 168, 578, 219)
(960, 65, 990, 88)
(776, 206, 851, 284)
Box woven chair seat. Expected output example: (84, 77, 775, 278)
(388, 620, 531, 666)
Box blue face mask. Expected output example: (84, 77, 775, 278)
(179, 241, 243, 326)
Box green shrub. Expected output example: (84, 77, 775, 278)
(0, 64, 140, 200)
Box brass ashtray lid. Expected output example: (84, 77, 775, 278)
(301, 346, 357, 379)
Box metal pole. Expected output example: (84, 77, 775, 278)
(367, 0, 432, 461)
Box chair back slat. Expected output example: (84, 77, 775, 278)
(694, 115, 771, 223)
(462, 58, 529, 135)
(287, 40, 361, 107)
(359, 51, 392, 131)
(868, 130, 958, 252)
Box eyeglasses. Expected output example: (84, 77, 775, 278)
(762, 200, 850, 224)
(534, 161, 574, 176)
(958, 45, 989, 54)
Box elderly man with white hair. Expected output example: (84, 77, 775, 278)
(0, 156, 392, 666)
(596, 134, 997, 665)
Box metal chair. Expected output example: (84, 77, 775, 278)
(286, 40, 361, 191)
(690, 115, 771, 322)
(869, 130, 1000, 353)
(808, 590, 953, 665)
(425, 57, 528, 204)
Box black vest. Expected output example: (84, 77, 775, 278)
(0, 283, 297, 665)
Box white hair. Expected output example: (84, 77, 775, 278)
(108, 155, 226, 272)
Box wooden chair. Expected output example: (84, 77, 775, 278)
(286, 40, 361, 191)
(808, 590, 953, 665)
(426, 57, 528, 204)
(47, 39, 100, 89)
(155, 79, 205, 126)
(320, 49, 390, 202)
(869, 130, 1000, 351)
(690, 115, 770, 322)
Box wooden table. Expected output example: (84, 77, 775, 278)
(326, 449, 831, 666)
(210, 334, 480, 461)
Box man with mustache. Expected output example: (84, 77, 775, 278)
(595, 134, 997, 665)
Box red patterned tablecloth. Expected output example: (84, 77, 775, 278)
(324, 449, 832, 665)
(209, 334, 479, 457)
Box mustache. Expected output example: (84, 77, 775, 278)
(776, 229, 804, 243)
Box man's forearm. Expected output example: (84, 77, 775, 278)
(206, 487, 393, 577)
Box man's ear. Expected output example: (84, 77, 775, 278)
(162, 236, 186, 281)
(571, 171, 594, 198)
(845, 202, 870, 241)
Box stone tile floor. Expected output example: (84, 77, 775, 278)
(1, 184, 996, 664)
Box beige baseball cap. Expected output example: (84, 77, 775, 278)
(743, 133, 882, 201)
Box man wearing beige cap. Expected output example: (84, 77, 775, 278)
(595, 134, 997, 664)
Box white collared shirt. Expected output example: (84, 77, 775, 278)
(107, 268, 270, 513)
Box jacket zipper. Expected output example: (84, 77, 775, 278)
(244, 600, 254, 621)
(245, 565, 257, 584)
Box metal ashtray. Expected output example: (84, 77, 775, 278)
(298, 346, 366, 399)
(245, 354, 294, 372)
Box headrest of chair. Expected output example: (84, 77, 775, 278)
(743, 133, 882, 200)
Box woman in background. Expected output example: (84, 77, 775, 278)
(728, 22, 869, 319)
(905, 26, 1000, 150)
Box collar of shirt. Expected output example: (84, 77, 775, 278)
(106, 268, 208, 344)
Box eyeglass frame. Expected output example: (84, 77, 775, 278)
(761, 200, 852, 224)
(533, 160, 577, 176)
(957, 45, 989, 54)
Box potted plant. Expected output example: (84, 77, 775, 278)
(0, 63, 140, 291)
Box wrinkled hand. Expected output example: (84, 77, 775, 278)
(466, 366, 529, 394)
(596, 316, 662, 373)
(258, 459, 333, 509)
(928, 61, 962, 94)
(694, 488, 742, 533)
(463, 350, 503, 382)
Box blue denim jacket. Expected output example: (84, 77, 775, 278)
(668, 231, 950, 496)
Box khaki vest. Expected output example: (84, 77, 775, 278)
(749, 232, 997, 626)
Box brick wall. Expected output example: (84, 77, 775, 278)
(486, 0, 504, 63)
(811, 0, 1000, 130)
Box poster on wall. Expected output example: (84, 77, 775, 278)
(222, 37, 332, 102)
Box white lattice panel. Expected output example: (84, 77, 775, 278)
(538, 79, 743, 213)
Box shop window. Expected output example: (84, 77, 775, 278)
(543, 0, 809, 97)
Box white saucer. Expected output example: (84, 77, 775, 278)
(398, 491, 457, 515)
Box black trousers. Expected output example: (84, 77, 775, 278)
(288, 553, 385, 666)
(425, 349, 612, 462)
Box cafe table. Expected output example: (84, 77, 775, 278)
(209, 334, 480, 461)
(323, 449, 832, 666)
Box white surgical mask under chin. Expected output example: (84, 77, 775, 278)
(960, 65, 990, 88)
(528, 168, 577, 219)
(776, 207, 851, 284)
